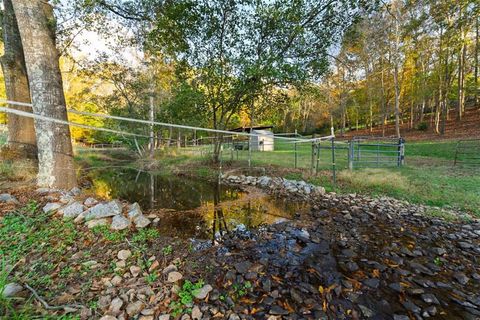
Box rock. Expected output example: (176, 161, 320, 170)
(393, 315, 410, 320)
(453, 272, 470, 285)
(43, 202, 62, 213)
(359, 305, 374, 318)
(99, 316, 117, 320)
(167, 271, 183, 283)
(59, 194, 74, 204)
(98, 295, 112, 310)
(148, 260, 159, 272)
(162, 264, 178, 275)
(60, 201, 85, 218)
(234, 261, 252, 273)
(363, 278, 380, 289)
(191, 306, 202, 320)
(421, 293, 440, 305)
(127, 202, 142, 219)
(1, 283, 23, 297)
(70, 187, 81, 196)
(141, 308, 154, 315)
(86, 218, 108, 229)
(402, 300, 421, 314)
(133, 215, 151, 228)
(109, 297, 123, 315)
(117, 250, 132, 260)
(0, 193, 19, 204)
(130, 266, 141, 277)
(126, 301, 144, 317)
(193, 284, 213, 300)
(84, 197, 98, 206)
(158, 315, 170, 320)
(269, 305, 288, 315)
(111, 275, 122, 286)
(111, 215, 131, 230)
(85, 201, 122, 221)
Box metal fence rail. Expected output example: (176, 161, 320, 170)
(348, 136, 405, 169)
(454, 139, 480, 166)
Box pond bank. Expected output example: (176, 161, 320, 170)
(0, 172, 479, 319)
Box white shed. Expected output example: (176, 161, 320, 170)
(250, 129, 274, 151)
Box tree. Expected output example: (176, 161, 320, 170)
(151, 0, 373, 161)
(12, 0, 77, 189)
(0, 0, 36, 156)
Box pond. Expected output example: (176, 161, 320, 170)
(83, 167, 309, 239)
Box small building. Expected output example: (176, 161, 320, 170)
(230, 126, 274, 151)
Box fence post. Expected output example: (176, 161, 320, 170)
(311, 141, 316, 174)
(348, 140, 353, 170)
(316, 142, 321, 174)
(398, 137, 405, 166)
(294, 141, 298, 169)
(331, 137, 336, 186)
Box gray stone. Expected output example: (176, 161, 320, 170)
(158, 315, 170, 320)
(85, 202, 119, 221)
(0, 193, 19, 204)
(133, 215, 151, 228)
(60, 201, 85, 218)
(84, 197, 98, 206)
(43, 202, 62, 213)
(1, 283, 23, 297)
(126, 301, 144, 316)
(111, 215, 131, 230)
(127, 202, 142, 219)
(167, 271, 183, 283)
(193, 284, 213, 300)
(117, 250, 132, 260)
(86, 218, 108, 229)
(130, 265, 141, 277)
(359, 305, 374, 318)
(421, 293, 440, 305)
(363, 278, 380, 289)
(70, 187, 81, 196)
(162, 264, 177, 275)
(191, 306, 202, 320)
(99, 316, 117, 320)
(453, 272, 469, 285)
(109, 297, 123, 315)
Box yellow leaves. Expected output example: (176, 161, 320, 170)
(372, 269, 380, 278)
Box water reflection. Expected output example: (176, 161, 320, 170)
(84, 168, 309, 239)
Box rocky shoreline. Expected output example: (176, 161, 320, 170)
(0, 175, 479, 320)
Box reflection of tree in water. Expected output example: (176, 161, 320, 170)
(211, 182, 229, 244)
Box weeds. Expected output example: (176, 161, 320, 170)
(91, 225, 127, 243)
(169, 280, 204, 316)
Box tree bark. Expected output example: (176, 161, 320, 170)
(12, 0, 77, 189)
(0, 0, 36, 156)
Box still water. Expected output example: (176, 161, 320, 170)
(84, 168, 309, 239)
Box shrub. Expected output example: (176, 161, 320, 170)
(416, 121, 428, 131)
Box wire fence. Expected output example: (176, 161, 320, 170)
(0, 99, 411, 187)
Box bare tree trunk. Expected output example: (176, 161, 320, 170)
(393, 63, 401, 137)
(475, 16, 479, 106)
(0, 0, 36, 156)
(457, 15, 466, 120)
(12, 0, 77, 189)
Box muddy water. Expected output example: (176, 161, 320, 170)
(84, 168, 309, 239)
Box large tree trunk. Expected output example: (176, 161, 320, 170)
(0, 0, 36, 156)
(12, 0, 77, 189)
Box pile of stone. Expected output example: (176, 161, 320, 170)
(222, 174, 325, 198)
(39, 188, 152, 231)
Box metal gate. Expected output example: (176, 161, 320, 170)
(348, 136, 405, 169)
(454, 139, 480, 166)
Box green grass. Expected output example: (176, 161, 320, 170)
(0, 201, 82, 318)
